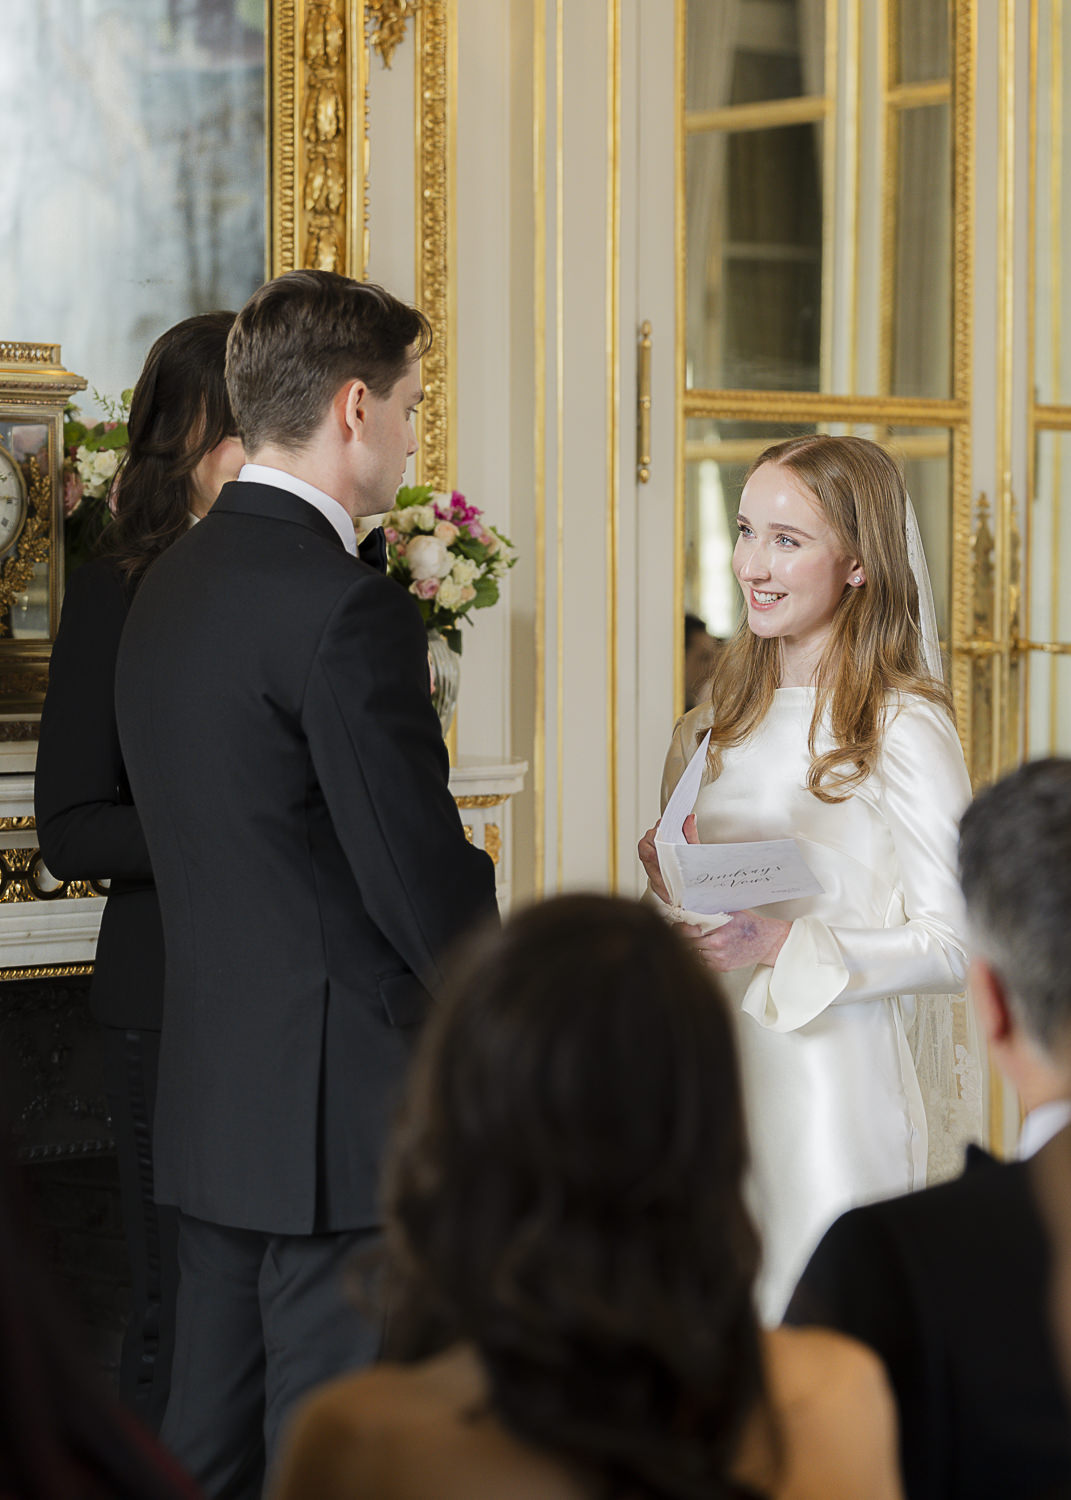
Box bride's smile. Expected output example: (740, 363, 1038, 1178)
(733, 460, 864, 680)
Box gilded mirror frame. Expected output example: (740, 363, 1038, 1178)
(268, 0, 451, 489)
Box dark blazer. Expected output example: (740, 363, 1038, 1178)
(114, 481, 498, 1236)
(786, 1143, 1071, 1500)
(35, 556, 164, 1029)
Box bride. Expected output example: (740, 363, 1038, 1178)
(639, 435, 978, 1320)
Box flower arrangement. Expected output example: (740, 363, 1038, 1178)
(384, 485, 515, 654)
(62, 392, 131, 572)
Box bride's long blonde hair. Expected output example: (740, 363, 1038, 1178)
(704, 434, 952, 804)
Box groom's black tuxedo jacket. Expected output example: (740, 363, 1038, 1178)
(786, 1142, 1071, 1500)
(115, 480, 497, 1236)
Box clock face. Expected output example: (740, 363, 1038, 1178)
(0, 443, 27, 558)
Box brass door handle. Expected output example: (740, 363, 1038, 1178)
(637, 320, 652, 483)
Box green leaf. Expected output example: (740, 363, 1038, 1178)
(443, 625, 462, 655)
(452, 537, 487, 562)
(393, 484, 434, 510)
(96, 426, 129, 451)
(472, 577, 499, 609)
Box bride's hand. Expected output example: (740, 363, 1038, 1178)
(680, 910, 790, 972)
(638, 813, 699, 904)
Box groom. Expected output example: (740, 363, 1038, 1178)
(115, 270, 498, 1499)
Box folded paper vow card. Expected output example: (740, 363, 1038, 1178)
(655, 730, 823, 918)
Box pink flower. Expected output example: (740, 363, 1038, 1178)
(433, 520, 459, 545)
(395, 538, 408, 556)
(410, 577, 440, 600)
(62, 467, 84, 516)
(384, 525, 401, 544)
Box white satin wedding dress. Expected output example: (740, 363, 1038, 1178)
(660, 688, 977, 1321)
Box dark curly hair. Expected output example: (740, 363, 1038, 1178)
(100, 310, 237, 588)
(382, 894, 775, 1500)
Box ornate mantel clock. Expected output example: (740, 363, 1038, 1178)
(0, 343, 86, 716)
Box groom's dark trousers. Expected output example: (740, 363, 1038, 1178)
(116, 480, 498, 1499)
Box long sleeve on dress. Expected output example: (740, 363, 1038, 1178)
(657, 697, 970, 1035)
(741, 699, 969, 1032)
(35, 558, 153, 882)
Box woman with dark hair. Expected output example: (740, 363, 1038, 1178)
(269, 896, 903, 1500)
(34, 311, 242, 1430)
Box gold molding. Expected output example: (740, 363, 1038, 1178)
(949, 0, 976, 762)
(453, 793, 510, 809)
(413, 0, 451, 490)
(673, 0, 686, 722)
(0, 963, 92, 983)
(367, 0, 418, 66)
(533, 0, 547, 896)
(683, 388, 966, 424)
(269, 0, 368, 278)
(605, 0, 620, 890)
(887, 79, 952, 109)
(685, 97, 828, 134)
(483, 823, 502, 865)
(0, 816, 34, 832)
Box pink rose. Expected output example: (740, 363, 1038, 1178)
(433, 520, 459, 545)
(384, 525, 401, 544)
(410, 577, 440, 600)
(460, 585, 476, 603)
(395, 538, 408, 556)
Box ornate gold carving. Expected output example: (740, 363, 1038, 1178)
(414, 0, 450, 489)
(0, 721, 38, 742)
(0, 342, 61, 367)
(453, 793, 508, 809)
(367, 0, 418, 67)
(0, 456, 50, 632)
(270, 0, 367, 280)
(483, 823, 501, 866)
(0, 816, 35, 831)
(302, 2, 348, 272)
(461, 823, 473, 844)
(0, 849, 104, 903)
(0, 963, 93, 982)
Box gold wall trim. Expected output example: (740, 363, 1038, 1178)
(605, 0, 620, 890)
(269, 0, 369, 278)
(453, 793, 510, 809)
(413, 0, 451, 490)
(674, 0, 686, 720)
(1034, 405, 1071, 430)
(683, 388, 966, 425)
(948, 0, 976, 763)
(0, 963, 93, 983)
(685, 97, 829, 134)
(0, 816, 35, 832)
(887, 79, 952, 109)
(533, 0, 547, 895)
(555, 0, 565, 890)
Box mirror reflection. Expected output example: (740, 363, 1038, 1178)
(0, 0, 267, 416)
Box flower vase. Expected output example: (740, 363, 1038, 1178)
(428, 628, 460, 736)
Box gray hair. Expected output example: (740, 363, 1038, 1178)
(959, 758, 1071, 1054)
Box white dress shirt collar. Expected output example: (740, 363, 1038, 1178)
(1017, 1098, 1071, 1160)
(238, 463, 357, 556)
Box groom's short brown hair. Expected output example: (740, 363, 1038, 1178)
(226, 270, 432, 455)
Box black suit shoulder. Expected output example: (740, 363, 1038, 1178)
(787, 1153, 1070, 1500)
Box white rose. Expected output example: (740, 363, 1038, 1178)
(406, 534, 453, 581)
(436, 579, 464, 611)
(77, 446, 119, 498)
(394, 508, 418, 533)
(450, 557, 478, 586)
(491, 556, 509, 578)
(409, 504, 437, 532)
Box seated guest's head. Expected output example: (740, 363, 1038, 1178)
(382, 893, 768, 1495)
(225, 270, 431, 518)
(104, 310, 242, 585)
(959, 758, 1071, 1120)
